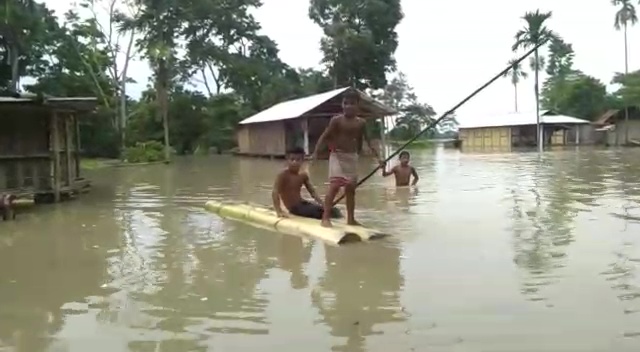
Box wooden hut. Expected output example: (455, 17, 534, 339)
(235, 87, 395, 159)
(0, 95, 97, 205)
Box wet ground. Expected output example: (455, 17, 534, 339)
(2, 146, 640, 351)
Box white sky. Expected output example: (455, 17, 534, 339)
(42, 0, 635, 119)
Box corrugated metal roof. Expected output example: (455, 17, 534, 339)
(239, 88, 348, 125)
(457, 111, 589, 129)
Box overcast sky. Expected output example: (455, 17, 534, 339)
(43, 0, 636, 119)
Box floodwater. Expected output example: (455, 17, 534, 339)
(2, 146, 640, 351)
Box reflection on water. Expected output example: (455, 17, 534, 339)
(3, 149, 640, 350)
(312, 242, 406, 352)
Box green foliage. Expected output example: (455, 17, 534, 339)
(545, 37, 574, 77)
(540, 36, 613, 121)
(1, 0, 408, 163)
(309, 0, 403, 89)
(390, 139, 434, 149)
(504, 58, 528, 85)
(0, 0, 61, 90)
(542, 74, 611, 120)
(612, 70, 640, 106)
(512, 10, 556, 52)
(123, 141, 165, 163)
(375, 72, 437, 140)
(613, 0, 637, 30)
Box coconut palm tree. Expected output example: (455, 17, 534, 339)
(613, 0, 637, 144)
(512, 10, 555, 152)
(503, 58, 528, 112)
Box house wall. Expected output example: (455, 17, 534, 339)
(237, 126, 250, 152)
(0, 111, 51, 192)
(565, 125, 597, 145)
(236, 121, 286, 156)
(0, 110, 81, 197)
(606, 120, 640, 145)
(459, 127, 512, 150)
(237, 117, 385, 158)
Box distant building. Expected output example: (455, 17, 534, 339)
(235, 87, 395, 159)
(457, 110, 590, 151)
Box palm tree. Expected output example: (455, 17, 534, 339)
(512, 10, 555, 152)
(503, 59, 528, 112)
(613, 0, 637, 145)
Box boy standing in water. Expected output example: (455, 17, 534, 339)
(311, 90, 383, 227)
(273, 147, 341, 219)
(382, 151, 419, 186)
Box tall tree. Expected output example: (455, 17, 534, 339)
(503, 58, 528, 112)
(0, 0, 58, 92)
(376, 72, 436, 140)
(543, 73, 611, 120)
(512, 9, 555, 150)
(180, 0, 262, 97)
(612, 0, 637, 144)
(545, 37, 574, 78)
(122, 0, 184, 162)
(613, 70, 640, 107)
(72, 0, 141, 150)
(308, 0, 403, 90)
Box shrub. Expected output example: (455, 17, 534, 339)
(123, 141, 165, 163)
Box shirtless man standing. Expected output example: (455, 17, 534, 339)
(311, 90, 383, 227)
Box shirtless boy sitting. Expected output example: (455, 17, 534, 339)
(311, 90, 383, 227)
(382, 151, 419, 186)
(272, 147, 341, 219)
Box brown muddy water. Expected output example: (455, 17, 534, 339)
(2, 146, 640, 351)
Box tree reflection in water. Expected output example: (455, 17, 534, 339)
(600, 151, 640, 317)
(112, 166, 281, 350)
(0, 201, 118, 351)
(510, 155, 581, 303)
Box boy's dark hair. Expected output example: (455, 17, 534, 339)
(399, 151, 410, 158)
(286, 146, 305, 155)
(342, 89, 360, 102)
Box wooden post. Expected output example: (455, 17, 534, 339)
(65, 115, 73, 186)
(75, 115, 81, 178)
(302, 117, 309, 155)
(51, 111, 61, 202)
(379, 115, 387, 161)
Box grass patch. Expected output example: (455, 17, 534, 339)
(80, 158, 121, 170)
(389, 139, 435, 149)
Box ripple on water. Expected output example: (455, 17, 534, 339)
(12, 150, 640, 350)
